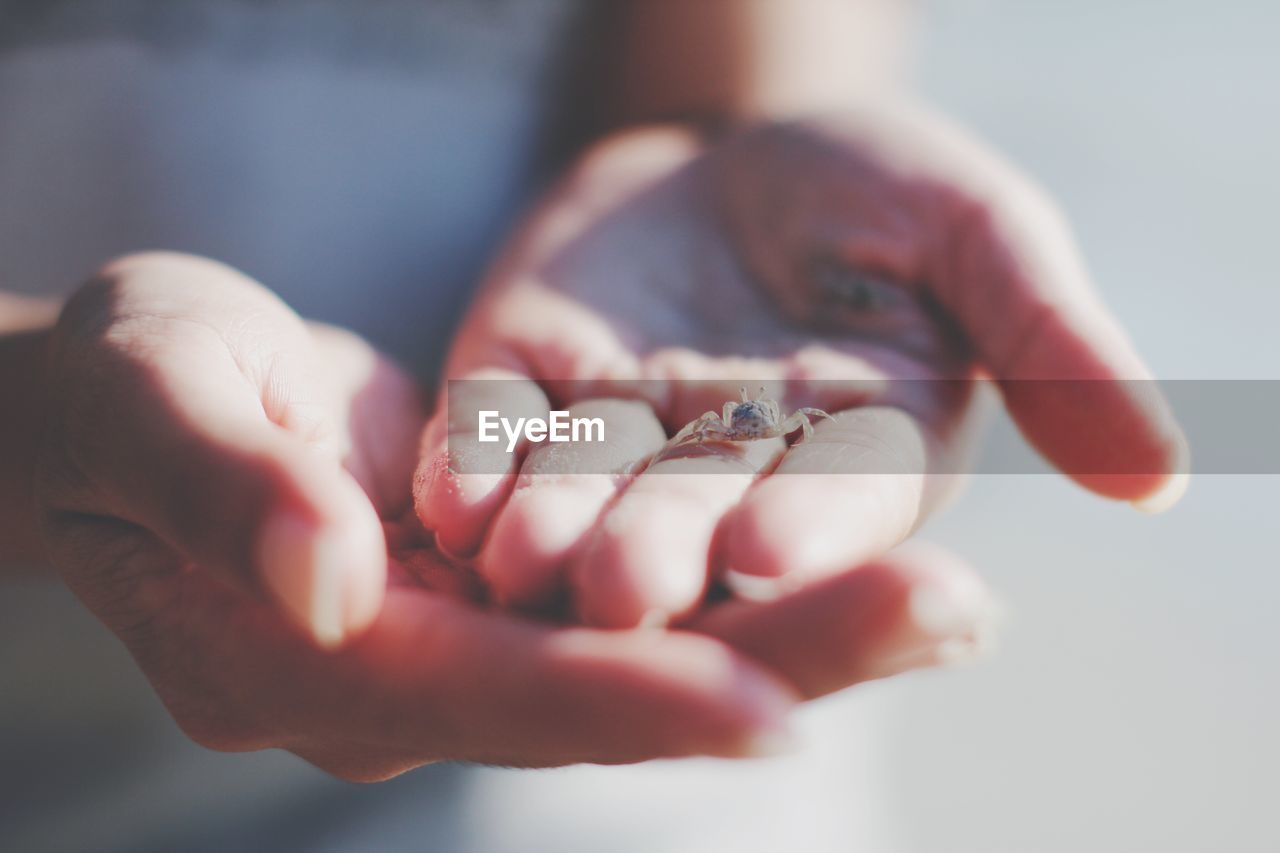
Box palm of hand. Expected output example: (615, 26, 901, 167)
(418, 119, 994, 629)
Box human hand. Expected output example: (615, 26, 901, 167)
(35, 253, 825, 776)
(415, 108, 1186, 640)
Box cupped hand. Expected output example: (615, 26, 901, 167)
(36, 252, 848, 778)
(416, 108, 1186, 638)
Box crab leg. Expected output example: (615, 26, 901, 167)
(782, 408, 834, 443)
(796, 407, 834, 423)
(670, 411, 721, 446)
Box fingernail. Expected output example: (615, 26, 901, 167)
(872, 637, 978, 677)
(723, 568, 799, 603)
(909, 580, 988, 638)
(258, 513, 366, 650)
(870, 578, 1004, 676)
(934, 627, 997, 667)
(636, 608, 670, 630)
(1132, 432, 1191, 515)
(737, 726, 801, 759)
(729, 672, 801, 758)
(1131, 470, 1190, 514)
(343, 524, 387, 637)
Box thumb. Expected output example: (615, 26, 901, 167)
(43, 253, 386, 648)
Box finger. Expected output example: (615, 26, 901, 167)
(370, 588, 799, 765)
(727, 115, 1187, 508)
(307, 323, 427, 517)
(931, 163, 1188, 508)
(819, 110, 1188, 506)
(132, 570, 800, 771)
(480, 398, 666, 609)
(573, 434, 788, 629)
(693, 542, 998, 700)
(44, 253, 385, 648)
(412, 370, 550, 558)
(719, 405, 957, 590)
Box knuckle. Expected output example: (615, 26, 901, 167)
(297, 749, 425, 783)
(326, 762, 417, 784)
(171, 694, 275, 754)
(173, 711, 270, 754)
(305, 320, 367, 357)
(97, 249, 209, 280)
(960, 168, 1070, 245)
(568, 127, 702, 194)
(52, 262, 167, 365)
(57, 252, 207, 335)
(54, 252, 270, 362)
(40, 518, 178, 639)
(52, 272, 122, 353)
(154, 642, 277, 753)
(94, 251, 257, 309)
(43, 259, 249, 455)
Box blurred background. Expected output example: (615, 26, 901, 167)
(1, 1, 1276, 851)
(896, 2, 1278, 850)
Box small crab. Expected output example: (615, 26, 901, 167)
(668, 387, 833, 448)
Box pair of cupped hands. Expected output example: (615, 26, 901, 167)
(35, 107, 1184, 780)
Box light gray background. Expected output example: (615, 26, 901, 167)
(890, 1, 1279, 850)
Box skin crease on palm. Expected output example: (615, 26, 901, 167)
(25, 105, 1188, 781)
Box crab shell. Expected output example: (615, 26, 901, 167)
(727, 400, 779, 438)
